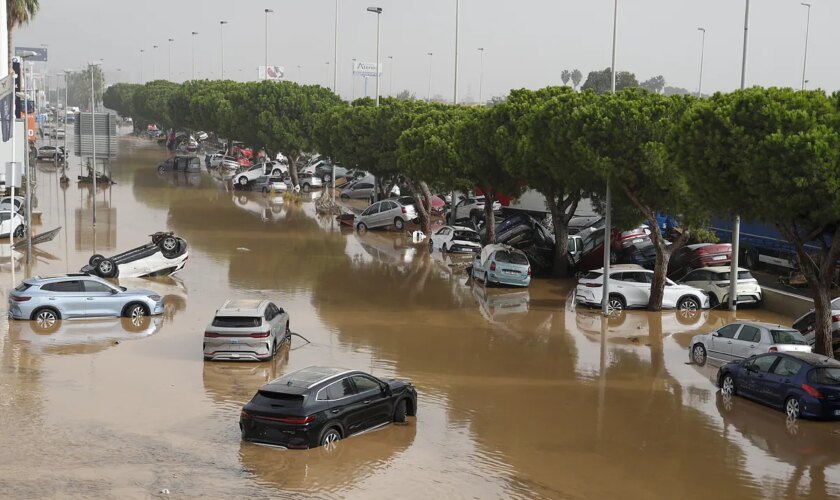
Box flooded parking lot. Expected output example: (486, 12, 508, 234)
(1, 136, 839, 499)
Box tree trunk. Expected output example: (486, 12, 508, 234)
(483, 191, 496, 243)
(405, 178, 432, 235)
(288, 153, 300, 188)
(812, 287, 835, 357)
(546, 192, 580, 278)
(7, 27, 13, 75)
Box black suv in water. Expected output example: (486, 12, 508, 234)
(240, 366, 417, 449)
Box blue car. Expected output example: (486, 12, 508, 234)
(717, 352, 840, 420)
(8, 274, 164, 332)
(472, 244, 531, 288)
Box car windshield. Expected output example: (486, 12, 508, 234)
(770, 329, 808, 345)
(715, 271, 754, 280)
(495, 251, 529, 265)
(211, 316, 262, 328)
(809, 368, 840, 386)
(582, 271, 602, 280)
(454, 231, 480, 242)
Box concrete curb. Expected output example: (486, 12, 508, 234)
(762, 288, 813, 319)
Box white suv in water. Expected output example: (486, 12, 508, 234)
(575, 265, 709, 313)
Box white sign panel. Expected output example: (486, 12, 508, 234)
(258, 66, 285, 81)
(353, 61, 382, 77)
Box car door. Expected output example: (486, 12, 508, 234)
(81, 279, 122, 317)
(376, 201, 395, 227)
(349, 374, 392, 430)
(708, 323, 742, 361)
(731, 325, 762, 360)
(740, 354, 779, 402)
(359, 203, 380, 227)
(615, 272, 649, 307)
(765, 357, 803, 407)
(41, 280, 88, 318)
(324, 377, 368, 435)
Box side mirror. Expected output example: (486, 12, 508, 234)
(380, 383, 391, 395)
(111, 288, 119, 295)
(712, 332, 720, 337)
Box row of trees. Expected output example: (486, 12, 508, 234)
(103, 80, 840, 356)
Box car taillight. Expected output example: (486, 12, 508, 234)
(802, 383, 824, 399)
(240, 410, 252, 420)
(768, 346, 778, 352)
(277, 415, 316, 425)
(832, 314, 840, 322)
(11, 296, 30, 302)
(401, 207, 407, 214)
(585, 283, 603, 288)
(250, 331, 270, 338)
(204, 332, 220, 338)
(527, 267, 532, 276)
(490, 262, 496, 271)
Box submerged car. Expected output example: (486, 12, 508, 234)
(252, 176, 288, 193)
(689, 321, 811, 366)
(668, 243, 732, 279)
(472, 244, 532, 288)
(429, 225, 481, 253)
(80, 232, 189, 278)
(792, 297, 840, 351)
(234, 164, 273, 188)
(717, 352, 840, 420)
(679, 266, 762, 307)
(0, 211, 25, 238)
(8, 274, 164, 329)
(340, 180, 376, 201)
(240, 366, 417, 449)
(575, 265, 709, 313)
(203, 299, 290, 361)
(157, 155, 202, 173)
(355, 199, 417, 232)
(36, 145, 65, 161)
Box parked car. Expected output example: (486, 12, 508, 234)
(445, 196, 502, 225)
(157, 155, 202, 173)
(616, 240, 658, 269)
(792, 297, 840, 351)
(203, 299, 290, 361)
(240, 366, 417, 449)
(717, 352, 840, 420)
(234, 164, 273, 188)
(356, 199, 417, 231)
(472, 244, 532, 288)
(493, 213, 556, 274)
(265, 160, 288, 177)
(36, 145, 64, 161)
(429, 226, 482, 253)
(678, 266, 762, 307)
(340, 180, 376, 201)
(0, 211, 25, 238)
(575, 265, 709, 313)
(210, 154, 240, 170)
(689, 321, 811, 366)
(252, 176, 288, 193)
(668, 243, 732, 279)
(0, 196, 25, 214)
(8, 274, 164, 330)
(79, 232, 189, 278)
(294, 172, 323, 193)
(49, 128, 65, 139)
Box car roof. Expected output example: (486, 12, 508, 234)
(217, 299, 269, 316)
(263, 366, 355, 393)
(692, 266, 748, 273)
(24, 274, 107, 285)
(450, 225, 477, 232)
(728, 321, 796, 330)
(778, 352, 840, 367)
(587, 264, 645, 274)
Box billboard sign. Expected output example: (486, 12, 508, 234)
(353, 61, 382, 77)
(258, 66, 285, 81)
(15, 46, 48, 62)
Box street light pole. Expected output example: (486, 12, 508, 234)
(265, 9, 273, 81)
(800, 2, 811, 91)
(427, 52, 433, 102)
(152, 45, 158, 80)
(333, 0, 339, 92)
(140, 49, 144, 83)
(89, 61, 102, 227)
(191, 32, 198, 81)
(696, 28, 706, 98)
(453, 0, 460, 104)
(168, 38, 174, 81)
(366, 7, 383, 106)
(477, 47, 484, 105)
(352, 58, 357, 99)
(220, 21, 228, 79)
(387, 55, 393, 97)
(602, 0, 618, 316)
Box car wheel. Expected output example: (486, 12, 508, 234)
(394, 399, 407, 424)
(484, 272, 491, 287)
(320, 427, 341, 450)
(709, 294, 720, 308)
(89, 254, 104, 267)
(357, 222, 367, 233)
(261, 187, 268, 193)
(13, 225, 24, 237)
(691, 343, 707, 366)
(285, 322, 291, 342)
(785, 397, 801, 420)
(743, 247, 760, 270)
(123, 303, 148, 319)
(428, 239, 434, 253)
(340, 194, 349, 200)
(272, 169, 282, 176)
(678, 296, 701, 312)
(97, 258, 117, 278)
(394, 218, 405, 231)
(323, 174, 331, 183)
(441, 243, 448, 254)
(609, 251, 618, 265)
(159, 236, 179, 256)
(607, 295, 625, 314)
(157, 165, 165, 174)
(301, 183, 311, 193)
(720, 374, 736, 396)
(238, 176, 248, 186)
(31, 307, 61, 331)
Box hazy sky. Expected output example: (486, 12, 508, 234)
(15, 0, 840, 101)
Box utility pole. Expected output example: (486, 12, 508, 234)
(602, 0, 618, 316)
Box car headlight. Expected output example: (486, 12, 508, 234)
(148, 295, 162, 301)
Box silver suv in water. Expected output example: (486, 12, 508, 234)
(7, 274, 164, 331)
(203, 299, 290, 361)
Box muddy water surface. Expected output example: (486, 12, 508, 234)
(1, 136, 839, 499)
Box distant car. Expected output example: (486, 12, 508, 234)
(472, 244, 532, 288)
(429, 225, 481, 253)
(36, 145, 64, 160)
(575, 265, 709, 313)
(50, 128, 65, 139)
(265, 160, 288, 177)
(79, 232, 189, 279)
(203, 299, 290, 361)
(616, 240, 658, 269)
(0, 211, 25, 238)
(8, 274, 164, 331)
(792, 297, 840, 351)
(209, 154, 240, 170)
(446, 196, 502, 225)
(240, 366, 417, 449)
(0, 196, 25, 214)
(252, 175, 288, 193)
(355, 198, 417, 232)
(668, 243, 732, 279)
(294, 172, 323, 193)
(234, 164, 273, 188)
(157, 156, 202, 173)
(717, 352, 840, 420)
(679, 266, 762, 307)
(340, 180, 376, 201)
(689, 321, 811, 366)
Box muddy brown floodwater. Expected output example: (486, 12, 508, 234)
(1, 134, 840, 499)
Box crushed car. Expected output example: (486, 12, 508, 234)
(80, 232, 189, 278)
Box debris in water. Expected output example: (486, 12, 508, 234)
(160, 489, 170, 495)
(236, 247, 250, 253)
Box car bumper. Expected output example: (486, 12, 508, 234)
(487, 271, 530, 288)
(204, 340, 273, 361)
(240, 417, 318, 449)
(801, 397, 840, 420)
(449, 244, 480, 253)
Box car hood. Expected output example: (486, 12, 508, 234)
(668, 283, 705, 294)
(119, 288, 159, 297)
(386, 378, 412, 391)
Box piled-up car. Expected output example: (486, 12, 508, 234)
(80, 232, 189, 278)
(494, 213, 556, 275)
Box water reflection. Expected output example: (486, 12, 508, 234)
(202, 343, 290, 406)
(7, 316, 163, 355)
(157, 170, 202, 188)
(232, 192, 285, 223)
(472, 285, 530, 322)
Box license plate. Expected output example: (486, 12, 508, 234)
(632, 238, 644, 243)
(713, 255, 727, 261)
(503, 269, 519, 274)
(230, 339, 239, 344)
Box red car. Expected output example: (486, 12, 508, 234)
(668, 243, 732, 279)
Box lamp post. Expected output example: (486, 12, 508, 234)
(602, 0, 618, 316)
(387, 55, 394, 96)
(220, 21, 228, 79)
(352, 58, 357, 99)
(696, 28, 706, 98)
(333, 0, 339, 92)
(191, 32, 198, 81)
(152, 45, 158, 80)
(325, 62, 331, 87)
(140, 49, 145, 83)
(453, 0, 460, 104)
(297, 64, 302, 82)
(17, 51, 37, 265)
(800, 2, 811, 91)
(264, 9, 273, 80)
(167, 38, 174, 80)
(89, 61, 102, 228)
(426, 52, 433, 102)
(477, 47, 485, 105)
(366, 7, 383, 106)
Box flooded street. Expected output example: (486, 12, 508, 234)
(2, 135, 840, 499)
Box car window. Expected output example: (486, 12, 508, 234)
(435, 228, 448, 235)
(264, 307, 274, 321)
(325, 377, 356, 400)
(42, 280, 83, 292)
(749, 355, 778, 373)
(717, 324, 741, 339)
(808, 368, 840, 386)
(772, 358, 803, 377)
(211, 316, 262, 328)
(83, 280, 115, 293)
(362, 204, 380, 216)
(495, 251, 529, 265)
(792, 312, 815, 331)
(382, 201, 396, 211)
(737, 325, 761, 343)
(351, 375, 381, 393)
(770, 329, 808, 345)
(454, 230, 480, 242)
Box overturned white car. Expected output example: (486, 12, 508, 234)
(81, 232, 189, 278)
